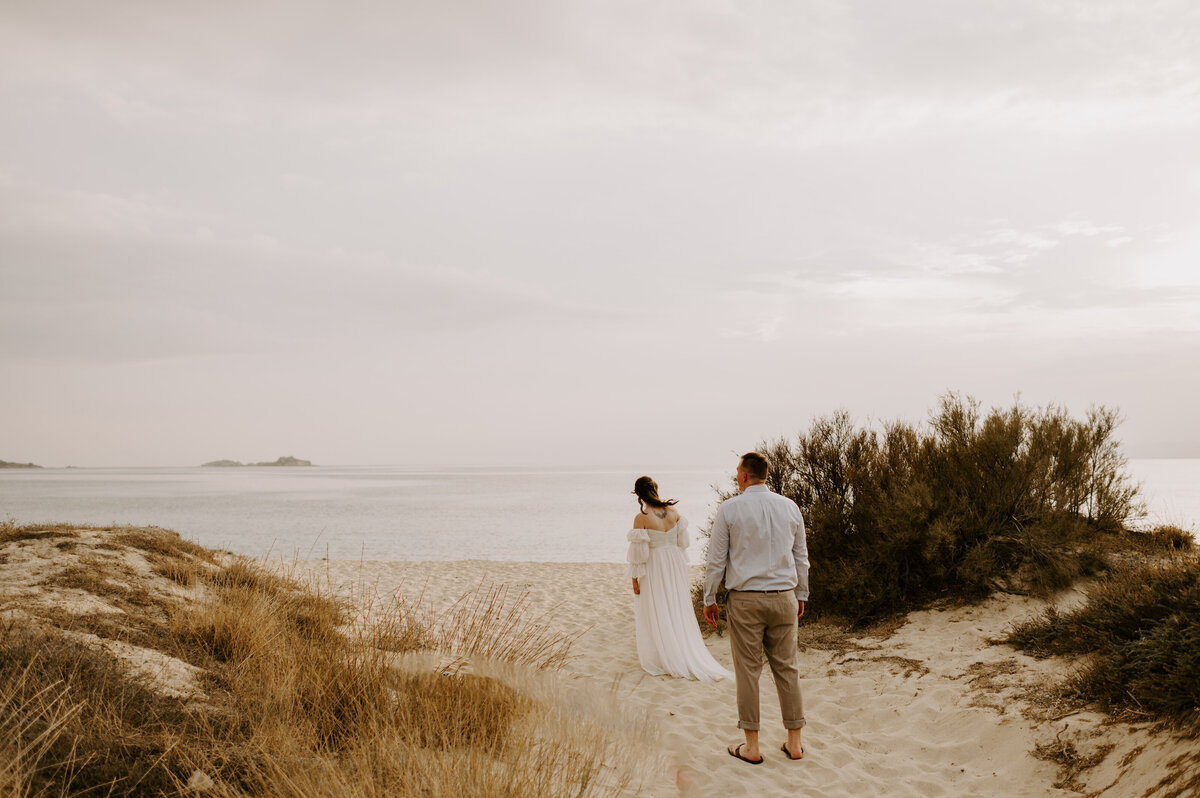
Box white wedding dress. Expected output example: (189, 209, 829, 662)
(627, 517, 732, 681)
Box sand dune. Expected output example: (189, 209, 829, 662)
(303, 559, 1196, 798)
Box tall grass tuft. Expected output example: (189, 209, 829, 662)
(432, 582, 583, 670)
(0, 651, 84, 796)
(0, 623, 216, 795)
(696, 394, 1160, 624)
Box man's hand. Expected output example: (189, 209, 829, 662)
(632, 578, 640, 596)
(704, 603, 719, 628)
(798, 600, 805, 619)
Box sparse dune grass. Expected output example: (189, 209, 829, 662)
(113, 526, 217, 563)
(151, 553, 204, 586)
(359, 587, 433, 653)
(0, 622, 216, 795)
(432, 582, 583, 670)
(45, 557, 158, 609)
(0, 654, 84, 796)
(0, 524, 659, 797)
(393, 670, 531, 750)
(1005, 552, 1200, 728)
(117, 527, 218, 587)
(0, 520, 82, 544)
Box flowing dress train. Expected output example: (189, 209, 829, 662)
(627, 518, 732, 681)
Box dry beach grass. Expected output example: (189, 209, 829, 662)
(0, 522, 661, 797)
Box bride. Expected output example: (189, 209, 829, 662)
(627, 476, 732, 681)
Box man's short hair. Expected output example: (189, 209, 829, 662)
(739, 452, 769, 481)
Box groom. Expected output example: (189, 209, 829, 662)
(703, 451, 809, 765)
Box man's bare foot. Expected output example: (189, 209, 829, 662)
(780, 741, 805, 760)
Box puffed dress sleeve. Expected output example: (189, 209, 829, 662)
(626, 529, 650, 579)
(676, 517, 690, 550)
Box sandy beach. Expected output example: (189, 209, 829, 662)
(3, 525, 1196, 796)
(295, 559, 1195, 798)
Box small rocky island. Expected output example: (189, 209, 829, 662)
(201, 456, 313, 467)
(0, 459, 42, 469)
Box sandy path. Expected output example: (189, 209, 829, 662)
(296, 559, 1182, 798)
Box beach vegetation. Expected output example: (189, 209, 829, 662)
(0, 520, 81, 544)
(0, 524, 658, 797)
(114, 526, 218, 562)
(45, 558, 158, 609)
(695, 393, 1164, 625)
(1033, 734, 1116, 792)
(432, 582, 581, 670)
(1004, 553, 1200, 728)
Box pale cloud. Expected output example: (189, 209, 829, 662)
(891, 228, 1062, 273)
(828, 276, 998, 303)
(733, 211, 1196, 342)
(1127, 232, 1200, 288)
(1, 183, 172, 238)
(717, 317, 786, 342)
(1049, 219, 1126, 237)
(970, 228, 1060, 253)
(886, 241, 1003, 276)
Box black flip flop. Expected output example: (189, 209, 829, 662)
(728, 744, 763, 765)
(780, 742, 805, 760)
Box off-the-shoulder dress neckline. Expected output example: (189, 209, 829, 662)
(635, 519, 682, 534)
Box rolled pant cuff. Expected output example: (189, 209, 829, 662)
(736, 721, 761, 731)
(783, 719, 806, 730)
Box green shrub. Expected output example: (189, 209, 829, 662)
(695, 393, 1157, 624)
(1005, 556, 1200, 726)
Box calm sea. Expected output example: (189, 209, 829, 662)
(0, 465, 732, 563)
(1, 460, 1196, 563)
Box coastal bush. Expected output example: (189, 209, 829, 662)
(1129, 524, 1194, 553)
(1005, 554, 1200, 726)
(695, 393, 1151, 624)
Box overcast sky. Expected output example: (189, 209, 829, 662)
(2, 0, 1199, 467)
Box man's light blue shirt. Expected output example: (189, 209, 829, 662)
(703, 484, 810, 606)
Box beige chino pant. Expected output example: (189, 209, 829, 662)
(727, 590, 805, 731)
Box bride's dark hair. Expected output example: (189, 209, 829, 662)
(633, 476, 679, 514)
